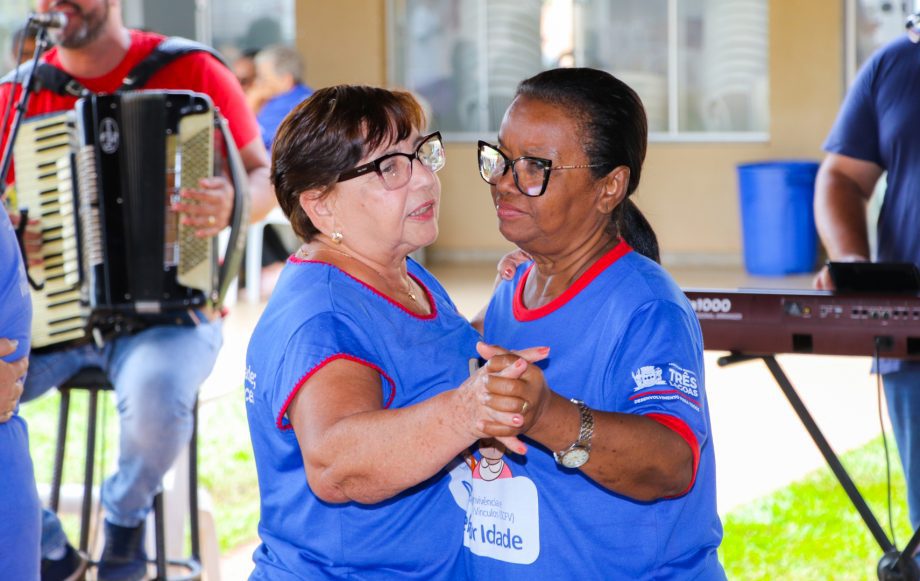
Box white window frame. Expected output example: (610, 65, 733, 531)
(386, 0, 769, 143)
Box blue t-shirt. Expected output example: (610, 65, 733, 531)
(453, 242, 725, 580)
(823, 35, 920, 374)
(257, 83, 313, 151)
(0, 209, 40, 579)
(245, 256, 479, 580)
(0, 209, 30, 380)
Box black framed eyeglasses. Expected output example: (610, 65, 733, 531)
(337, 131, 445, 190)
(477, 141, 603, 197)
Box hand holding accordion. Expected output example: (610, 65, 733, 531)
(13, 90, 248, 350)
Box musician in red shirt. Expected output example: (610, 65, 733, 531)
(0, 1, 273, 579)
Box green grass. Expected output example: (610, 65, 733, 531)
(721, 435, 913, 580)
(21, 391, 917, 576)
(21, 386, 261, 553)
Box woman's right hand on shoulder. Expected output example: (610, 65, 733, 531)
(497, 249, 532, 280)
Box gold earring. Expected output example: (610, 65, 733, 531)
(331, 231, 343, 244)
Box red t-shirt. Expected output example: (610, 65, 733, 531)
(0, 30, 259, 185)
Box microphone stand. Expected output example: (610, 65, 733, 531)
(0, 24, 54, 198)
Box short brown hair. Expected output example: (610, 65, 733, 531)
(271, 85, 426, 242)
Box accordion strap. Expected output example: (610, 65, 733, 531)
(0, 36, 229, 96)
(118, 37, 229, 91)
(15, 208, 44, 291)
(214, 114, 249, 309)
(0, 61, 87, 97)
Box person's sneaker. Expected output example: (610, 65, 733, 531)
(96, 520, 147, 581)
(40, 543, 89, 581)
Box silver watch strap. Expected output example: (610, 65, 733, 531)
(572, 399, 595, 449)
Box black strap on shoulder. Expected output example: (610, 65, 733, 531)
(118, 37, 229, 91)
(0, 36, 229, 96)
(0, 62, 31, 87)
(0, 61, 88, 97)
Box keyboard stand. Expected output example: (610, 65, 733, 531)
(718, 352, 920, 580)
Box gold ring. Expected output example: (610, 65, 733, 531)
(207, 215, 216, 226)
(520, 401, 529, 414)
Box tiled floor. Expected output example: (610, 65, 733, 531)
(207, 261, 888, 579)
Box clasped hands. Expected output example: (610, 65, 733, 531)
(461, 341, 549, 455)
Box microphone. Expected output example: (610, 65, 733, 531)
(27, 11, 68, 29)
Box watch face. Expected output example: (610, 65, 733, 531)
(560, 446, 590, 469)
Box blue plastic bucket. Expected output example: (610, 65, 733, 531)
(737, 161, 820, 276)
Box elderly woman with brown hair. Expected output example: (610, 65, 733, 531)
(457, 68, 726, 579)
(244, 85, 544, 580)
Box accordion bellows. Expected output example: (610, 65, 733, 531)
(15, 91, 223, 350)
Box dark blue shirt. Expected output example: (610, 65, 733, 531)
(823, 35, 920, 374)
(824, 35, 920, 266)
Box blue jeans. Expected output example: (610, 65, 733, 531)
(23, 318, 222, 555)
(884, 367, 920, 531)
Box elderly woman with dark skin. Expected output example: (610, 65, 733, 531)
(244, 85, 546, 580)
(458, 68, 725, 579)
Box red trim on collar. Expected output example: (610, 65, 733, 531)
(512, 240, 632, 322)
(288, 257, 437, 320)
(277, 353, 396, 431)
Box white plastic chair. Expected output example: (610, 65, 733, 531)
(245, 207, 290, 303)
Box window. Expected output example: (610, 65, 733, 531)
(846, 0, 918, 82)
(0, 1, 39, 77)
(0, 0, 297, 77)
(388, 0, 769, 141)
(122, 0, 295, 56)
(209, 0, 295, 54)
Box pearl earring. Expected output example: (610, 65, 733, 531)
(331, 231, 343, 244)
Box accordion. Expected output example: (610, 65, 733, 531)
(13, 91, 248, 351)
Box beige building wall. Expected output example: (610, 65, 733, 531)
(296, 0, 845, 264)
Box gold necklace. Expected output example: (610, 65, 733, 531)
(297, 246, 419, 304)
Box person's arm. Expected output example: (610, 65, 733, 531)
(0, 338, 28, 424)
(812, 153, 884, 289)
(479, 344, 692, 501)
(540, 400, 691, 500)
(237, 137, 274, 223)
(287, 349, 547, 505)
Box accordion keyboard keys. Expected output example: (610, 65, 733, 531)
(14, 112, 88, 348)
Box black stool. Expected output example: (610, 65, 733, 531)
(49, 366, 203, 580)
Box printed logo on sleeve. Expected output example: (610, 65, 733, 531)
(629, 362, 701, 412)
(632, 365, 665, 390)
(666, 363, 699, 397)
(244, 364, 256, 404)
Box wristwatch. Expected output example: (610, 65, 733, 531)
(553, 399, 595, 469)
